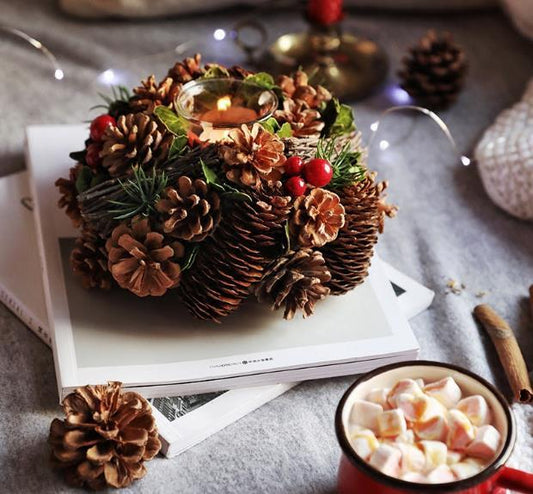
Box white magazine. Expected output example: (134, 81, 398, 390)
(26, 124, 421, 400)
(0, 170, 434, 457)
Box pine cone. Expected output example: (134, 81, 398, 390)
(290, 188, 345, 248)
(48, 382, 160, 490)
(398, 30, 467, 110)
(56, 164, 83, 228)
(274, 98, 325, 137)
(179, 184, 292, 322)
(156, 176, 221, 242)
(255, 249, 331, 320)
(167, 53, 205, 84)
(71, 228, 112, 290)
(106, 218, 184, 297)
(219, 123, 286, 187)
(130, 75, 181, 114)
(100, 113, 172, 177)
(227, 65, 254, 79)
(277, 71, 332, 109)
(320, 174, 396, 295)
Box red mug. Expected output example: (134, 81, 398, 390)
(335, 361, 533, 494)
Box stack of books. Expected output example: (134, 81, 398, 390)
(0, 125, 433, 457)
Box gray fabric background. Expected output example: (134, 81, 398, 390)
(0, 1, 532, 492)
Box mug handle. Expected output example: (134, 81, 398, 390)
(496, 466, 533, 493)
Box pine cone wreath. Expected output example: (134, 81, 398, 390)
(255, 249, 331, 320)
(320, 174, 396, 295)
(277, 71, 332, 109)
(167, 53, 205, 84)
(130, 75, 181, 114)
(274, 99, 325, 137)
(106, 217, 184, 297)
(398, 30, 467, 110)
(71, 229, 113, 290)
(290, 188, 345, 248)
(48, 381, 160, 490)
(156, 176, 221, 242)
(219, 123, 286, 187)
(55, 164, 83, 228)
(100, 113, 172, 177)
(179, 184, 292, 322)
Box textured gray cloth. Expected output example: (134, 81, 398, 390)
(0, 1, 532, 492)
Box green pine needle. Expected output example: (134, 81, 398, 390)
(316, 138, 365, 190)
(107, 167, 168, 220)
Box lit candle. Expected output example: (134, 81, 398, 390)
(201, 96, 258, 125)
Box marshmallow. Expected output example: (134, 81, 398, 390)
(447, 409, 475, 451)
(426, 465, 455, 484)
(368, 444, 402, 477)
(414, 414, 449, 442)
(401, 471, 426, 483)
(465, 425, 501, 460)
(388, 379, 424, 408)
(395, 443, 426, 474)
(419, 440, 448, 471)
(378, 409, 407, 437)
(457, 395, 492, 427)
(415, 378, 425, 388)
(366, 388, 391, 409)
(349, 429, 380, 461)
(450, 459, 484, 480)
(396, 394, 446, 423)
(350, 400, 383, 432)
(446, 450, 463, 465)
(424, 377, 462, 409)
(395, 429, 415, 445)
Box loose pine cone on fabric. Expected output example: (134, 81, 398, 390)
(106, 217, 184, 297)
(274, 99, 325, 137)
(320, 174, 396, 295)
(130, 75, 181, 114)
(219, 123, 286, 187)
(290, 188, 345, 248)
(179, 184, 292, 322)
(167, 53, 204, 84)
(255, 249, 331, 320)
(56, 164, 83, 228)
(398, 30, 467, 110)
(277, 71, 332, 109)
(71, 229, 112, 290)
(100, 113, 172, 177)
(48, 382, 160, 490)
(156, 176, 221, 242)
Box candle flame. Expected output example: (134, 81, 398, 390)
(217, 96, 231, 112)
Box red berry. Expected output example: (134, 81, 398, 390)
(303, 158, 333, 187)
(285, 156, 304, 176)
(86, 143, 102, 169)
(307, 0, 344, 26)
(90, 114, 116, 141)
(285, 176, 307, 197)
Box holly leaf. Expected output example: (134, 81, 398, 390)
(75, 166, 93, 194)
(276, 122, 293, 138)
(200, 159, 220, 186)
(320, 98, 356, 137)
(260, 118, 293, 138)
(181, 245, 199, 271)
(245, 72, 275, 89)
(69, 149, 87, 164)
(200, 159, 252, 202)
(154, 106, 188, 136)
(168, 135, 188, 160)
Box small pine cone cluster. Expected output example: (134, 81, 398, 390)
(106, 218, 184, 297)
(130, 75, 181, 114)
(101, 113, 172, 177)
(320, 174, 396, 295)
(71, 228, 112, 290)
(398, 30, 467, 110)
(277, 70, 332, 109)
(167, 53, 205, 84)
(255, 249, 331, 320)
(55, 164, 83, 228)
(274, 99, 325, 137)
(179, 185, 292, 322)
(220, 123, 287, 187)
(156, 176, 221, 242)
(290, 188, 345, 248)
(48, 382, 160, 490)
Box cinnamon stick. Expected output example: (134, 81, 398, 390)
(474, 304, 533, 403)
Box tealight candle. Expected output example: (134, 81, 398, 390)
(175, 78, 278, 142)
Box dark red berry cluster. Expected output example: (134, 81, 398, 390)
(86, 114, 116, 169)
(284, 156, 333, 197)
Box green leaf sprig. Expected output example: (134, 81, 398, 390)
(316, 138, 365, 190)
(91, 85, 132, 118)
(260, 117, 293, 138)
(320, 97, 356, 138)
(200, 160, 252, 202)
(153, 106, 189, 160)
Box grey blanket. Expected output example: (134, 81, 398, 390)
(0, 1, 532, 492)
